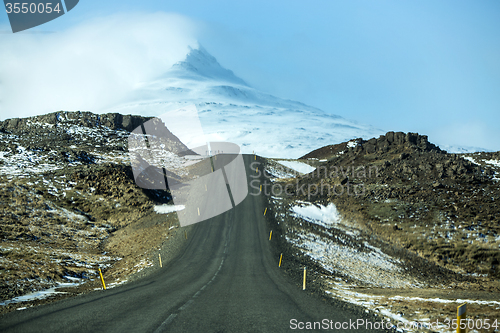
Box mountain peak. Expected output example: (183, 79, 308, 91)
(106, 45, 382, 158)
(170, 45, 248, 86)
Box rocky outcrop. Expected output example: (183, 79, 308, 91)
(351, 131, 443, 155)
(290, 132, 500, 280)
(0, 111, 192, 165)
(0, 111, 151, 133)
(301, 131, 442, 159)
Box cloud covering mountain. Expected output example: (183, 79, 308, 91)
(0, 12, 198, 119)
(104, 46, 382, 158)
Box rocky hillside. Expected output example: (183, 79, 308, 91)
(0, 111, 192, 312)
(0, 111, 149, 132)
(262, 132, 499, 328)
(292, 132, 500, 278)
(301, 131, 443, 159)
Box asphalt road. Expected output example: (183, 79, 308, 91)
(0, 155, 377, 332)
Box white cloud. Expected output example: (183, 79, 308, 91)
(0, 12, 198, 120)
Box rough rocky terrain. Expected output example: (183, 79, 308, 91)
(262, 133, 500, 331)
(0, 111, 192, 314)
(2, 112, 499, 331)
(298, 132, 500, 278)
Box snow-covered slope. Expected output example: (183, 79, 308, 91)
(105, 45, 382, 158)
(438, 144, 490, 154)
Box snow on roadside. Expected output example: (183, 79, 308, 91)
(389, 295, 500, 306)
(325, 287, 500, 332)
(283, 199, 442, 331)
(264, 163, 297, 180)
(288, 232, 419, 288)
(106, 280, 128, 289)
(291, 202, 341, 228)
(154, 204, 185, 214)
(276, 160, 316, 174)
(0, 278, 85, 306)
(132, 259, 153, 274)
(283, 199, 500, 332)
(290, 201, 359, 236)
(324, 289, 416, 331)
(288, 201, 421, 288)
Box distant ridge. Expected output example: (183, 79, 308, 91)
(0, 111, 151, 133)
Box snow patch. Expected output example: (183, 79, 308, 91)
(463, 156, 479, 165)
(288, 232, 415, 288)
(265, 163, 297, 180)
(0, 278, 84, 306)
(484, 159, 500, 168)
(291, 202, 341, 228)
(154, 204, 185, 214)
(276, 160, 316, 174)
(389, 295, 500, 306)
(347, 140, 358, 148)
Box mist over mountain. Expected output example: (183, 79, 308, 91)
(104, 46, 383, 158)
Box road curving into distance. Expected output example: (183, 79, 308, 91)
(0, 155, 381, 332)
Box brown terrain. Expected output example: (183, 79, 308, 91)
(263, 132, 499, 331)
(0, 111, 191, 314)
(1, 112, 498, 331)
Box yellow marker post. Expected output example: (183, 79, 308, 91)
(260, 185, 262, 192)
(279, 253, 283, 267)
(256, 167, 258, 173)
(264, 208, 267, 216)
(457, 303, 466, 333)
(254, 155, 256, 160)
(98, 268, 106, 290)
(303, 267, 306, 290)
(269, 230, 272, 241)
(159, 253, 162, 268)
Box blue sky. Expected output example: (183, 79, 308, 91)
(1, 1, 499, 150)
